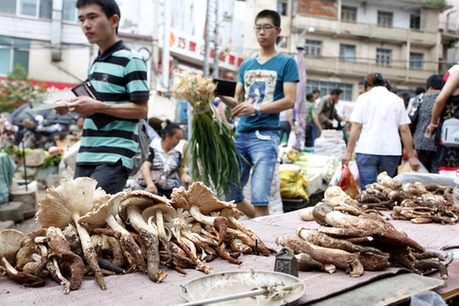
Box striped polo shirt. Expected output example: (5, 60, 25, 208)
(76, 40, 150, 171)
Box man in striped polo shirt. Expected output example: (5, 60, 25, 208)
(57, 0, 149, 194)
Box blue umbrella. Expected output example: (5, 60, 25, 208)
(294, 47, 307, 151)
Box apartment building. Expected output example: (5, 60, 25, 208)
(0, 0, 155, 91)
(244, 0, 454, 101)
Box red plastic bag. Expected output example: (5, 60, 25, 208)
(338, 164, 359, 198)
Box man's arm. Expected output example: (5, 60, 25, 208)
(312, 113, 323, 134)
(232, 82, 297, 117)
(60, 98, 148, 120)
(316, 99, 328, 125)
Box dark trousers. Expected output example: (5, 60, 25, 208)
(74, 160, 128, 194)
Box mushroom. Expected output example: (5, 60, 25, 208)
(36, 177, 108, 290)
(79, 192, 146, 273)
(120, 190, 169, 282)
(46, 226, 85, 291)
(0, 229, 45, 287)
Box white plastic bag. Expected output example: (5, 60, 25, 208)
(410, 291, 446, 306)
(287, 130, 297, 148)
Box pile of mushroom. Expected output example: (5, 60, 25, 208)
(355, 172, 458, 224)
(282, 186, 450, 278)
(1, 178, 271, 294)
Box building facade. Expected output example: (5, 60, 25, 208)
(1, 0, 458, 103)
(243, 0, 455, 101)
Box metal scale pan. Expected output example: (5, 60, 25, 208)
(179, 270, 305, 305)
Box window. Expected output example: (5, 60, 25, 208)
(0, 36, 30, 75)
(277, 0, 288, 16)
(377, 11, 393, 28)
(63, 0, 78, 22)
(376, 48, 392, 66)
(305, 40, 322, 57)
(340, 44, 356, 62)
(0, 0, 16, 14)
(17, 0, 52, 19)
(306, 80, 353, 101)
(410, 14, 420, 29)
(341, 6, 357, 22)
(410, 52, 423, 69)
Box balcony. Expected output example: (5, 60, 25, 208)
(292, 16, 438, 47)
(302, 55, 435, 85)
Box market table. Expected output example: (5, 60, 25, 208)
(1, 210, 458, 305)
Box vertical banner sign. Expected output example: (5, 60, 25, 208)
(294, 47, 307, 151)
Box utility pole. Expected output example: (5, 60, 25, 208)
(161, 0, 171, 89)
(151, 0, 160, 92)
(212, 0, 219, 78)
(203, 0, 212, 77)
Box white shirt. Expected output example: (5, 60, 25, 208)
(350, 86, 410, 156)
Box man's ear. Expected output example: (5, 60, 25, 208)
(111, 14, 120, 30)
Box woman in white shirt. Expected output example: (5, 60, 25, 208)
(342, 72, 420, 188)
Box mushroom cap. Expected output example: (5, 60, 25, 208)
(35, 177, 107, 229)
(184, 182, 236, 215)
(118, 190, 172, 220)
(0, 229, 25, 264)
(170, 186, 190, 210)
(220, 207, 244, 220)
(141, 204, 177, 223)
(79, 193, 124, 227)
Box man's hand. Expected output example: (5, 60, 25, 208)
(67, 96, 105, 116)
(341, 151, 352, 166)
(232, 103, 257, 117)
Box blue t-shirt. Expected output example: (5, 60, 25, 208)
(236, 53, 299, 133)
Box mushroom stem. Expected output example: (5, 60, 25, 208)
(1, 257, 45, 287)
(72, 213, 106, 290)
(104, 214, 146, 272)
(127, 205, 164, 282)
(46, 257, 71, 294)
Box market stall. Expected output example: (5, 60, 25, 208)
(1, 205, 458, 305)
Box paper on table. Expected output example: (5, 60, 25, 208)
(31, 102, 67, 111)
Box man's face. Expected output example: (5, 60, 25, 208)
(358, 84, 366, 95)
(332, 93, 341, 103)
(78, 4, 118, 46)
(254, 17, 280, 48)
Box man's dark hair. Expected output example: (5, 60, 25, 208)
(306, 93, 314, 101)
(255, 10, 281, 28)
(415, 86, 426, 95)
(425, 74, 445, 90)
(312, 88, 320, 94)
(76, 0, 121, 33)
(331, 88, 343, 95)
(358, 78, 365, 86)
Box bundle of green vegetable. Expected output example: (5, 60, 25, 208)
(172, 73, 240, 197)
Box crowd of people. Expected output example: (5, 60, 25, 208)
(16, 0, 457, 219)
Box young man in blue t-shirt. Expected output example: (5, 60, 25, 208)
(220, 9, 299, 217)
(57, 0, 149, 194)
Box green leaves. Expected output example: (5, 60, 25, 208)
(189, 109, 241, 197)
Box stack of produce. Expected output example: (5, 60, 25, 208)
(278, 186, 450, 278)
(0, 178, 271, 294)
(354, 172, 458, 224)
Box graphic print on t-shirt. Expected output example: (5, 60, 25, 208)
(244, 69, 277, 106)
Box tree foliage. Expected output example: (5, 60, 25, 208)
(0, 64, 46, 113)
